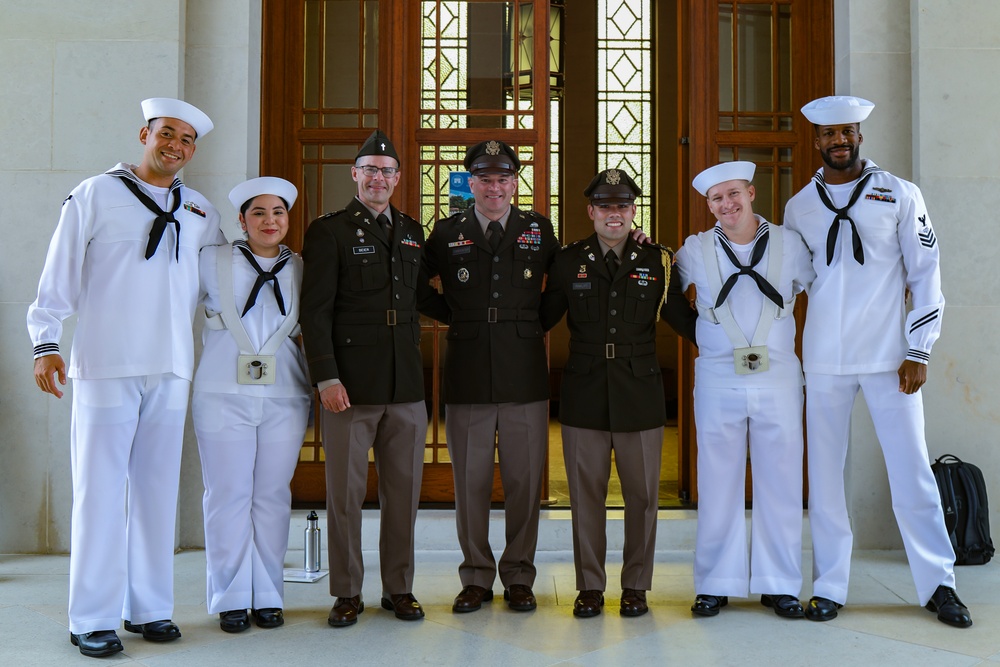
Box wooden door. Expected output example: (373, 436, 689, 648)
(677, 0, 833, 503)
(260, 0, 554, 504)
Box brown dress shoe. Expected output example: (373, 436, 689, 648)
(328, 595, 364, 627)
(573, 590, 604, 618)
(620, 589, 648, 617)
(504, 584, 537, 611)
(452, 585, 494, 613)
(381, 593, 425, 621)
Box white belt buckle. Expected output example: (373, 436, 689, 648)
(734, 345, 769, 375)
(238, 354, 277, 385)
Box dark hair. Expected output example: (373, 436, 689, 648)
(241, 196, 290, 217)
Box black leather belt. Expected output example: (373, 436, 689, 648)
(334, 310, 419, 326)
(570, 341, 656, 359)
(450, 308, 539, 324)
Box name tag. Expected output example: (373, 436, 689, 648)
(734, 345, 769, 375)
(238, 354, 277, 385)
(572, 281, 592, 290)
(451, 246, 472, 255)
(353, 245, 375, 255)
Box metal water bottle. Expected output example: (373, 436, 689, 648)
(304, 511, 321, 572)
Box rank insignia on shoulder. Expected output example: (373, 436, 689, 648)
(183, 201, 207, 217)
(316, 209, 343, 220)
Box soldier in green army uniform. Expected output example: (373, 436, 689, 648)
(539, 168, 696, 618)
(419, 139, 559, 614)
(300, 130, 432, 628)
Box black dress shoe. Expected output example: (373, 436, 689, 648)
(219, 609, 251, 633)
(251, 607, 284, 629)
(328, 596, 364, 627)
(123, 619, 181, 642)
(804, 596, 842, 622)
(453, 585, 494, 613)
(504, 584, 537, 611)
(70, 630, 123, 658)
(573, 590, 604, 618)
(691, 594, 728, 617)
(381, 593, 425, 621)
(620, 589, 649, 617)
(926, 585, 973, 628)
(761, 594, 805, 619)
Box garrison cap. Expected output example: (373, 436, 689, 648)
(584, 168, 641, 203)
(141, 97, 213, 138)
(356, 129, 400, 164)
(464, 140, 521, 174)
(801, 96, 874, 125)
(692, 161, 756, 196)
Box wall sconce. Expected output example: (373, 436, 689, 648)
(504, 1, 565, 100)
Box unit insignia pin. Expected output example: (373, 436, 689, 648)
(524, 268, 533, 280)
(457, 267, 470, 283)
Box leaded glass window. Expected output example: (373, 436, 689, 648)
(597, 0, 652, 234)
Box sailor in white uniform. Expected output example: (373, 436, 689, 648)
(783, 95, 971, 627)
(27, 98, 223, 657)
(675, 161, 814, 619)
(194, 177, 311, 634)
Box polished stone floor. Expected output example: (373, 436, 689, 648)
(2, 511, 998, 666)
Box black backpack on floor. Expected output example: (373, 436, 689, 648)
(931, 454, 995, 565)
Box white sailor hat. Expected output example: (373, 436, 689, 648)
(141, 97, 214, 138)
(800, 95, 874, 125)
(228, 177, 298, 212)
(692, 161, 756, 196)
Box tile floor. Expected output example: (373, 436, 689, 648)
(2, 510, 998, 666)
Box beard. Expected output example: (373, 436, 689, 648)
(820, 142, 861, 172)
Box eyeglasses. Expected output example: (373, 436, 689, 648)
(357, 165, 399, 177)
